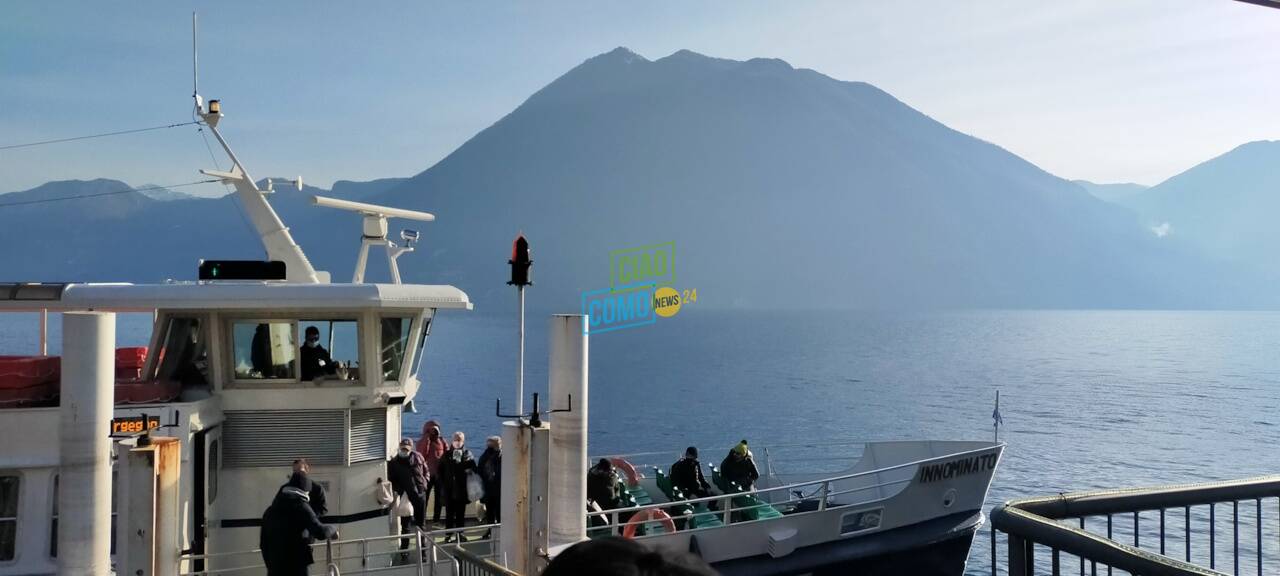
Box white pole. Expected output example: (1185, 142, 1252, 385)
(39, 308, 47, 356)
(516, 286, 526, 415)
(58, 311, 115, 576)
(547, 315, 588, 548)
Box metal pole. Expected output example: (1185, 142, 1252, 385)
(39, 308, 47, 355)
(547, 315, 588, 548)
(517, 286, 525, 415)
(58, 312, 115, 576)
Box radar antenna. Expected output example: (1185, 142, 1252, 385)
(311, 196, 435, 284)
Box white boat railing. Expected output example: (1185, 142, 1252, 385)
(588, 444, 997, 537)
(178, 523, 500, 576)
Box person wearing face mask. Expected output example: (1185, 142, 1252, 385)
(387, 438, 430, 543)
(415, 420, 448, 524)
(437, 431, 477, 539)
(300, 326, 337, 381)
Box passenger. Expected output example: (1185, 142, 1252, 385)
(543, 536, 717, 576)
(291, 458, 327, 517)
(720, 440, 759, 492)
(438, 431, 477, 539)
(260, 472, 337, 576)
(387, 438, 430, 547)
(669, 446, 712, 499)
(417, 420, 448, 524)
(587, 458, 622, 510)
(477, 435, 502, 526)
(300, 326, 337, 381)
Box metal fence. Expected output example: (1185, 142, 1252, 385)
(990, 475, 1280, 576)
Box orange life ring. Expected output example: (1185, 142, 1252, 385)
(622, 508, 677, 539)
(610, 457, 641, 487)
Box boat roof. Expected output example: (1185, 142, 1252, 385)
(0, 282, 472, 312)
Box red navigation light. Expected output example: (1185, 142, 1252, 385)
(508, 234, 532, 286)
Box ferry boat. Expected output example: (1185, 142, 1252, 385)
(0, 27, 1003, 576)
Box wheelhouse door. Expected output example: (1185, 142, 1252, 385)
(192, 425, 222, 571)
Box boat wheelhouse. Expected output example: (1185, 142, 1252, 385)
(0, 281, 469, 575)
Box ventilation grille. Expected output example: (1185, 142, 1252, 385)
(224, 410, 346, 467)
(349, 408, 387, 463)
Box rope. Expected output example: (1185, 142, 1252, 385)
(0, 121, 200, 151)
(0, 179, 221, 208)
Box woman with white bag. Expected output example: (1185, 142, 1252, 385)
(387, 438, 430, 549)
(437, 431, 477, 541)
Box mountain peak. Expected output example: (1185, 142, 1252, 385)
(593, 46, 648, 65)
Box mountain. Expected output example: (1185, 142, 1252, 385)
(136, 184, 195, 202)
(1119, 141, 1280, 269)
(1073, 180, 1148, 205)
(0, 49, 1264, 309)
(356, 47, 1230, 310)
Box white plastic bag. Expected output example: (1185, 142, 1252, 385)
(393, 493, 415, 518)
(375, 480, 394, 508)
(466, 471, 485, 502)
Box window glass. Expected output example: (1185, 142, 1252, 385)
(154, 317, 208, 386)
(231, 321, 296, 380)
(208, 440, 219, 505)
(0, 475, 17, 561)
(380, 317, 412, 382)
(299, 320, 359, 382)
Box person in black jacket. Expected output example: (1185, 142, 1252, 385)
(477, 436, 502, 526)
(587, 459, 621, 510)
(387, 438, 430, 546)
(437, 431, 476, 540)
(291, 459, 326, 517)
(719, 440, 759, 492)
(300, 326, 337, 381)
(669, 446, 711, 499)
(260, 472, 337, 576)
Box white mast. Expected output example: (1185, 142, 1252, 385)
(191, 13, 323, 283)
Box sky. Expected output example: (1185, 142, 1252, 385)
(2, 1, 1278, 196)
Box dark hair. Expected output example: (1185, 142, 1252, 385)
(305, 326, 320, 336)
(543, 537, 717, 576)
(685, 446, 698, 458)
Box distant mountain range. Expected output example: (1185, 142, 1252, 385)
(0, 48, 1275, 310)
(1073, 180, 1148, 204)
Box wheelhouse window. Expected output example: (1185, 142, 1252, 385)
(0, 474, 17, 561)
(231, 321, 297, 380)
(299, 320, 360, 382)
(411, 318, 432, 379)
(380, 317, 412, 382)
(154, 317, 209, 386)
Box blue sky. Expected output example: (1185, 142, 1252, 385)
(2, 1, 1277, 195)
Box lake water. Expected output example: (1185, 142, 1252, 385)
(5, 309, 1279, 574)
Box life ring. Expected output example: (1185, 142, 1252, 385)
(622, 508, 677, 539)
(610, 457, 642, 487)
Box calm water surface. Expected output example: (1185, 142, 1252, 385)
(5, 309, 1278, 574)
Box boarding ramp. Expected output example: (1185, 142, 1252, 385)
(990, 475, 1280, 576)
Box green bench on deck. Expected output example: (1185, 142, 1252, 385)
(709, 465, 783, 522)
(654, 467, 724, 529)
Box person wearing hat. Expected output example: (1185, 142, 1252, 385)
(720, 440, 759, 492)
(670, 446, 712, 499)
(587, 458, 622, 511)
(387, 437, 430, 541)
(260, 471, 337, 576)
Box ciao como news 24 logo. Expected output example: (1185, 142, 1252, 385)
(579, 241, 698, 334)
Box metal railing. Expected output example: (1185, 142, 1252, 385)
(178, 522, 500, 576)
(990, 475, 1280, 576)
(587, 444, 997, 536)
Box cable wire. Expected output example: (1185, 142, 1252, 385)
(0, 121, 200, 151)
(0, 179, 221, 208)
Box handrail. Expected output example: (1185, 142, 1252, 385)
(989, 475, 1280, 576)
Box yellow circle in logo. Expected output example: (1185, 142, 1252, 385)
(653, 286, 682, 318)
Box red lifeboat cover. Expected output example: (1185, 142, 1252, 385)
(0, 356, 61, 407)
(112, 346, 180, 404)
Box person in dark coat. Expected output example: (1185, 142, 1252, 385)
(260, 472, 337, 576)
(387, 437, 430, 544)
(543, 536, 718, 576)
(437, 431, 477, 539)
(587, 459, 621, 510)
(669, 446, 711, 499)
(477, 436, 502, 525)
(291, 459, 326, 517)
(719, 440, 759, 492)
(300, 326, 336, 381)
